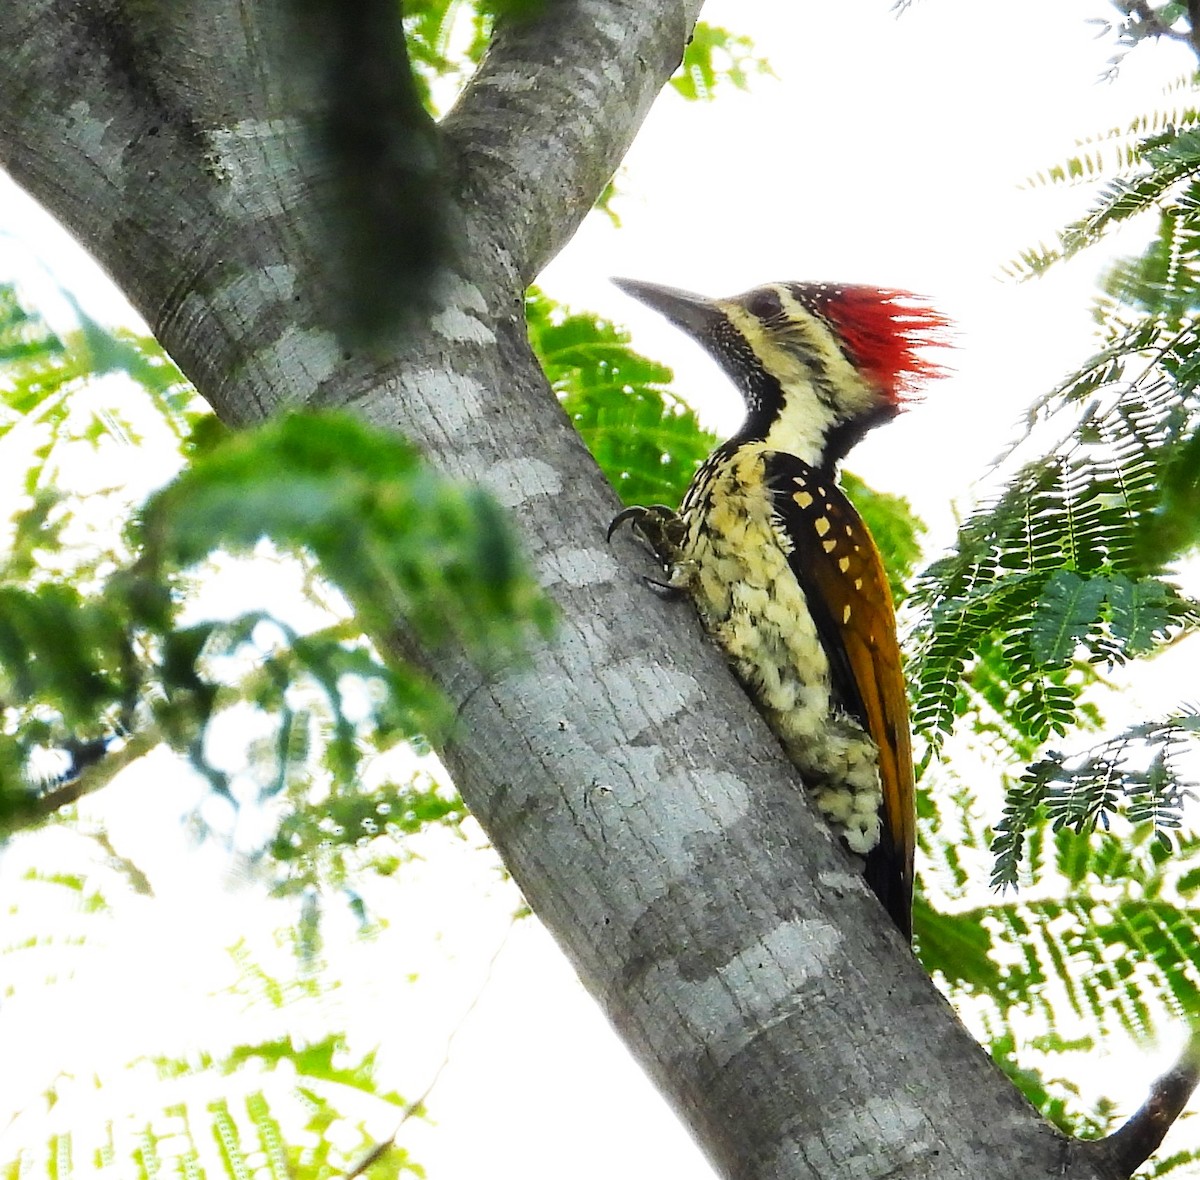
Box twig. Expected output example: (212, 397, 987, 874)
(1119, 0, 1200, 53)
(1088, 1029, 1200, 1176)
(343, 915, 517, 1178)
(6, 729, 160, 829)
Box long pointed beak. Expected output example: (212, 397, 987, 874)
(612, 277, 722, 338)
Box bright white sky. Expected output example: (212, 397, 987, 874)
(1, 3, 1198, 1178)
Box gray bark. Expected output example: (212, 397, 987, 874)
(0, 3, 1122, 1178)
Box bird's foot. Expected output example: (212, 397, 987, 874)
(607, 504, 689, 600)
(608, 504, 683, 561)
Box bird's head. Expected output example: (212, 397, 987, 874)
(614, 278, 949, 471)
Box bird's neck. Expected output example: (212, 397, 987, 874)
(733, 375, 870, 473)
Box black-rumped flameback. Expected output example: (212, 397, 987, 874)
(610, 278, 949, 940)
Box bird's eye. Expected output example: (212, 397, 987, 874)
(745, 289, 782, 322)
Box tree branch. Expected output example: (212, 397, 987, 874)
(1115, 0, 1200, 56)
(0, 3, 1134, 1176)
(440, 0, 695, 282)
(5, 730, 161, 829)
(283, 0, 449, 343)
(1089, 1030, 1200, 1177)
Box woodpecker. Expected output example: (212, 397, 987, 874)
(609, 278, 948, 940)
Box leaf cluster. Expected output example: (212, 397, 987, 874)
(0, 292, 197, 505)
(528, 288, 716, 509)
(916, 86, 1200, 879)
(0, 291, 551, 869)
(670, 23, 774, 102)
(271, 771, 467, 909)
(939, 827, 1200, 1040)
(990, 708, 1199, 889)
(1010, 118, 1200, 279)
(1088, 3, 1200, 80)
(903, 65, 1200, 1140)
(1, 872, 421, 1180)
(916, 781, 1200, 1152)
(909, 370, 1199, 853)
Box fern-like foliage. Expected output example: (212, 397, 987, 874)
(527, 288, 715, 508)
(909, 329, 1200, 874)
(925, 821, 1200, 1042)
(909, 56, 1200, 1149)
(1091, 4, 1200, 82)
(916, 777, 1200, 1161)
(271, 769, 467, 910)
(910, 375, 1198, 731)
(0, 296, 198, 504)
(1010, 125, 1200, 278)
(990, 708, 1199, 889)
(913, 78, 1200, 881)
(0, 889, 424, 1180)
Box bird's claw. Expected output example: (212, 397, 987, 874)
(644, 575, 687, 600)
(607, 504, 654, 543)
(607, 503, 684, 569)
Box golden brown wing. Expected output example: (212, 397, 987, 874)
(764, 452, 915, 938)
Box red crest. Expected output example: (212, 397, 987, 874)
(792, 284, 951, 403)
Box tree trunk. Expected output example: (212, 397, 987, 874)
(0, 3, 1121, 1177)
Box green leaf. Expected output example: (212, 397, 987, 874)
(913, 894, 1003, 993)
(1106, 573, 1172, 654)
(528, 288, 715, 507)
(1031, 570, 1109, 667)
(140, 410, 553, 658)
(0, 396, 552, 843)
(670, 23, 773, 101)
